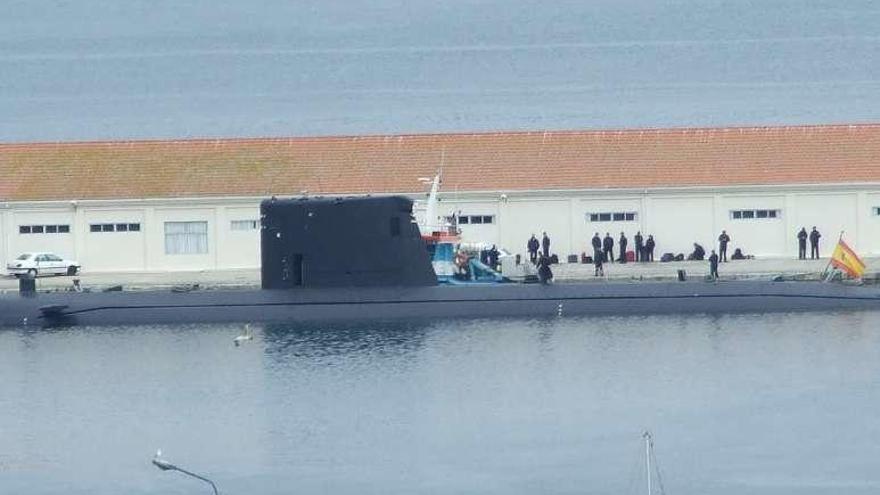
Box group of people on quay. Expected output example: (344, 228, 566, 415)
(589, 231, 657, 265)
(523, 225, 827, 282)
(796, 226, 823, 260)
(589, 231, 658, 276)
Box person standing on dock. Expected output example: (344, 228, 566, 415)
(634, 231, 644, 262)
(797, 227, 808, 260)
(709, 250, 719, 281)
(537, 254, 553, 284)
(591, 233, 602, 256)
(603, 232, 614, 264)
(487, 245, 499, 270)
(542, 232, 551, 258)
(645, 235, 656, 262)
(718, 230, 730, 262)
(594, 249, 604, 277)
(527, 234, 539, 264)
(618, 232, 628, 263)
(810, 227, 822, 259)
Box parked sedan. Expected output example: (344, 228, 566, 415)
(6, 253, 81, 277)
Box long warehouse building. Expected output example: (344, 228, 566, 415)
(2, 123, 879, 273)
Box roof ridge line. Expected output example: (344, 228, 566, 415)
(3, 122, 880, 147)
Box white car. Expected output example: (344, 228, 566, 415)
(6, 252, 81, 277)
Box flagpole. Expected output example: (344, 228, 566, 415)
(821, 231, 843, 282)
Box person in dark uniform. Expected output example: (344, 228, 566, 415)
(797, 227, 808, 260)
(487, 244, 499, 270)
(542, 232, 551, 258)
(809, 227, 821, 259)
(591, 232, 602, 255)
(645, 235, 655, 262)
(708, 250, 719, 280)
(537, 254, 553, 284)
(689, 243, 706, 261)
(527, 234, 539, 264)
(594, 249, 604, 276)
(618, 232, 628, 263)
(603, 232, 614, 264)
(634, 231, 644, 262)
(718, 230, 730, 262)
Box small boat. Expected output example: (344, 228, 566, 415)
(418, 174, 507, 284)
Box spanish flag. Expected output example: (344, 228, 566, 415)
(830, 238, 866, 278)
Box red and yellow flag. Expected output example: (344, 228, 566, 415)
(830, 238, 866, 278)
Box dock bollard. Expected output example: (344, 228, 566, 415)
(19, 273, 36, 296)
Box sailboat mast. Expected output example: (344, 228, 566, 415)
(644, 431, 652, 495)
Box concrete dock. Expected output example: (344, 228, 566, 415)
(2, 256, 876, 294)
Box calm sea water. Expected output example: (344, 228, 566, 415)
(2, 0, 879, 141)
(2, 312, 880, 494)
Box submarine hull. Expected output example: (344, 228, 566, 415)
(3, 281, 879, 327)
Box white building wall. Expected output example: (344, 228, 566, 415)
(648, 196, 715, 256)
(149, 207, 217, 271)
(789, 193, 859, 257)
(440, 201, 499, 247)
(81, 208, 146, 271)
(865, 193, 880, 255)
(718, 195, 787, 257)
(3, 185, 880, 274)
(0, 209, 7, 267)
(8, 209, 77, 261)
(497, 199, 571, 259)
(220, 206, 261, 268)
(578, 198, 643, 257)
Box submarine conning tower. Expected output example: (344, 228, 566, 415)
(260, 195, 437, 289)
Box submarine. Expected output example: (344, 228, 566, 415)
(1, 195, 879, 328)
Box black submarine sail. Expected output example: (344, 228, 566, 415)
(260, 195, 437, 289)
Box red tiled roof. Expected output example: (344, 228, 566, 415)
(2, 124, 880, 201)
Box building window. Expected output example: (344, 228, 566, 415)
(18, 225, 70, 234)
(456, 215, 494, 225)
(90, 222, 141, 233)
(230, 220, 259, 231)
(165, 221, 208, 255)
(586, 212, 638, 222)
(19, 224, 70, 234)
(731, 209, 780, 220)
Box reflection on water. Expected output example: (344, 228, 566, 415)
(2, 312, 880, 495)
(262, 320, 429, 361)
